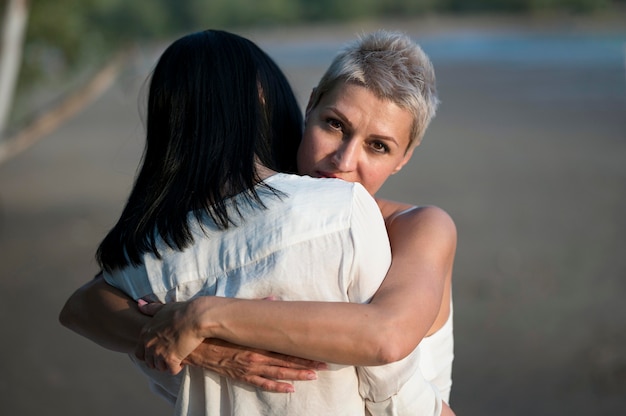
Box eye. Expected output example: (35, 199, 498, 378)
(370, 141, 390, 154)
(326, 117, 343, 131)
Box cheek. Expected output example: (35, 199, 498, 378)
(300, 127, 329, 156)
(297, 133, 321, 173)
(359, 165, 395, 194)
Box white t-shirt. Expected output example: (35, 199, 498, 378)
(105, 173, 441, 416)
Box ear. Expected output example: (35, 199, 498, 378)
(391, 148, 414, 175)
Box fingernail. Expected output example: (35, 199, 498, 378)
(306, 372, 317, 380)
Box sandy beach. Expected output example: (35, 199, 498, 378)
(1, 15, 625, 415)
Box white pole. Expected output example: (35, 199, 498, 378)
(0, 0, 29, 140)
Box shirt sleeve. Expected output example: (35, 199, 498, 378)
(360, 348, 443, 416)
(102, 264, 156, 302)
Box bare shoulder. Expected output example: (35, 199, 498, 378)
(397, 205, 455, 226)
(375, 198, 456, 243)
(387, 204, 457, 244)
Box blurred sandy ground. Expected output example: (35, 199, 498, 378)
(0, 16, 624, 415)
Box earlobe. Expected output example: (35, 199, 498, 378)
(391, 149, 413, 175)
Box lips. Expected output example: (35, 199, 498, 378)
(317, 171, 340, 179)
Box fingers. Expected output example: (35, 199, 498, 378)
(240, 368, 318, 393)
(164, 357, 184, 375)
(134, 327, 184, 375)
(137, 301, 164, 316)
(262, 366, 318, 382)
(244, 376, 295, 393)
(135, 343, 184, 375)
(262, 352, 327, 370)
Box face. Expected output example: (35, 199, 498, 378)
(297, 83, 415, 195)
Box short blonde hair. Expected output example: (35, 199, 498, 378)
(309, 30, 439, 150)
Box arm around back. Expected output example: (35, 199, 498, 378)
(59, 274, 149, 353)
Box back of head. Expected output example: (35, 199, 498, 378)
(97, 29, 302, 271)
(145, 30, 302, 182)
(310, 30, 438, 149)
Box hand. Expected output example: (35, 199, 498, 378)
(184, 338, 327, 393)
(135, 301, 204, 375)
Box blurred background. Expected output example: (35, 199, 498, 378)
(0, 0, 625, 415)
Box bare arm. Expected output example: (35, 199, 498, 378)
(60, 274, 325, 392)
(139, 206, 456, 369)
(59, 273, 148, 353)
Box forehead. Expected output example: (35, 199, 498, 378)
(317, 83, 413, 146)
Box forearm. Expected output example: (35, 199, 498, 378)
(192, 278, 440, 366)
(59, 274, 148, 353)
(188, 296, 401, 366)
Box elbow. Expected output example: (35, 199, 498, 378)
(58, 304, 71, 328)
(368, 327, 416, 365)
(59, 297, 78, 330)
(58, 289, 86, 331)
(358, 309, 419, 365)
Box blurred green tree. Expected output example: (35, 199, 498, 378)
(1, 0, 621, 146)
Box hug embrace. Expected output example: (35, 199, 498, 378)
(60, 28, 456, 416)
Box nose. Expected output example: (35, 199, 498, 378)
(331, 140, 359, 172)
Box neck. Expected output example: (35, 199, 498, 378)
(255, 162, 277, 180)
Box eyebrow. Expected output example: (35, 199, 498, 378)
(327, 106, 401, 147)
(327, 106, 353, 130)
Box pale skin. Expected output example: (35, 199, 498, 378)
(60, 83, 456, 413)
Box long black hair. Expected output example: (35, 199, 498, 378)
(97, 30, 303, 272)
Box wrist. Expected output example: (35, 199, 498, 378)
(188, 296, 228, 339)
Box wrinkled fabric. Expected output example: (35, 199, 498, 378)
(105, 173, 440, 415)
(419, 301, 454, 403)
